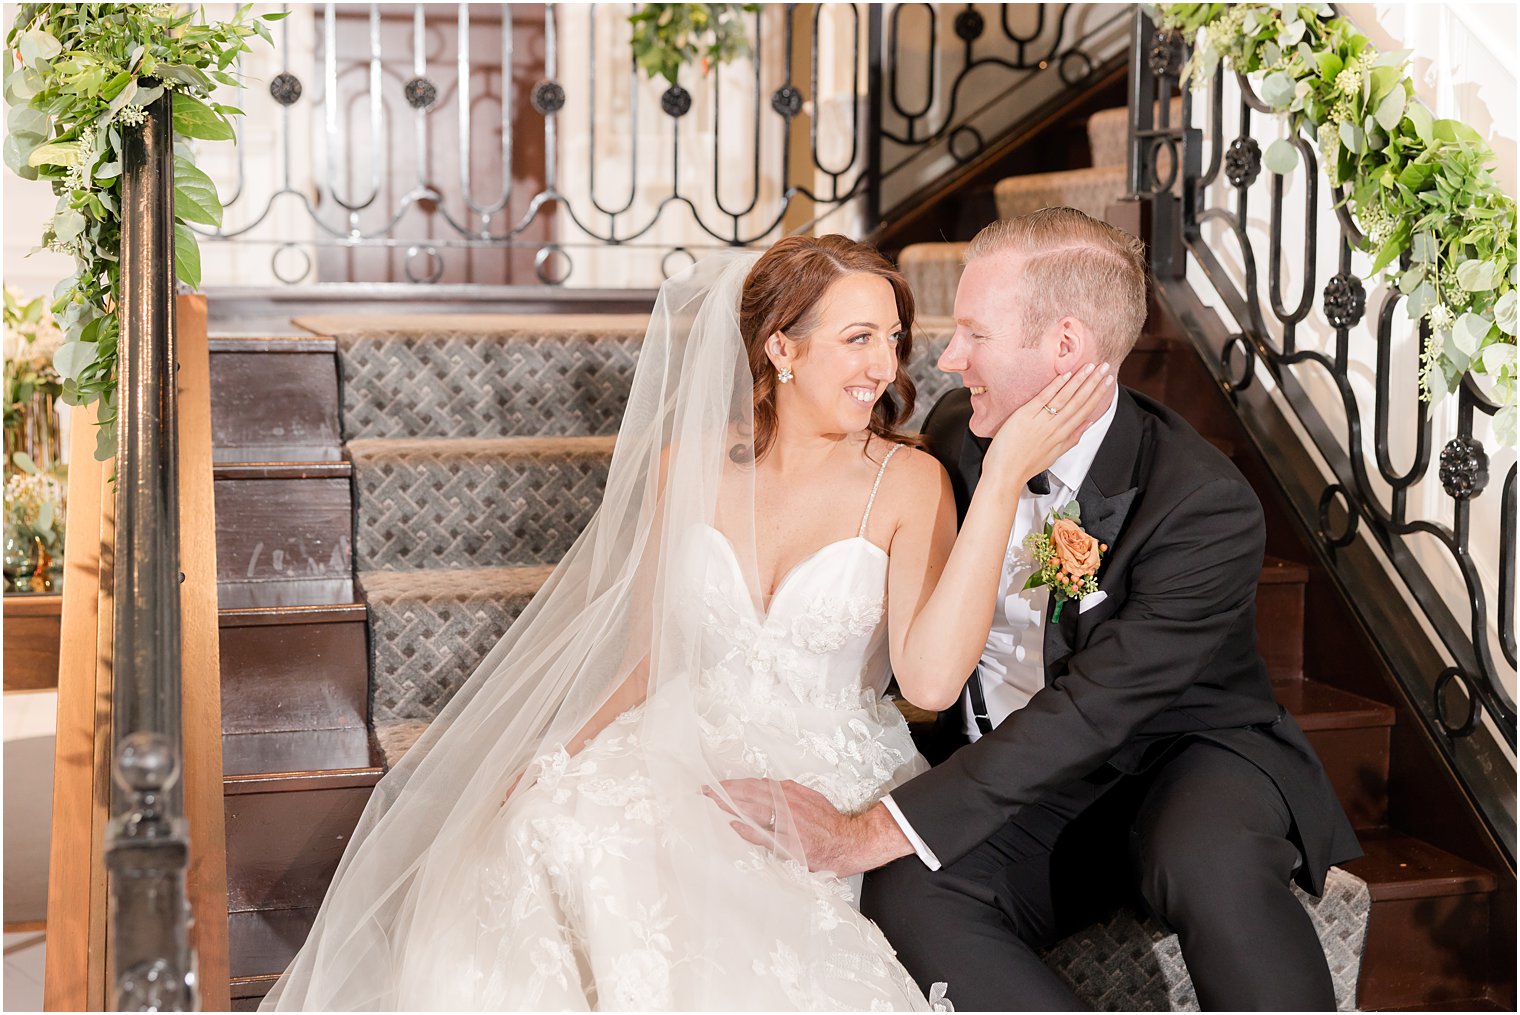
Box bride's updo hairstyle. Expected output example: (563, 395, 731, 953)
(740, 234, 921, 461)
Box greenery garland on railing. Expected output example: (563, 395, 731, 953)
(1150, 3, 1517, 446)
(3, 3, 281, 461)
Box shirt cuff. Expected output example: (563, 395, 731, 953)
(881, 793, 943, 871)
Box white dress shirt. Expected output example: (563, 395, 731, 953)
(883, 389, 1120, 870)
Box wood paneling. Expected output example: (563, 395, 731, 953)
(43, 401, 111, 1011)
(3, 594, 62, 691)
(177, 294, 232, 1010)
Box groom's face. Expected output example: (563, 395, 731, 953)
(941, 252, 1062, 438)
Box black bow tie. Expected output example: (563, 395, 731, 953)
(1026, 470, 1052, 496)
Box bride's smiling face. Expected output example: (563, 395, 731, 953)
(766, 273, 902, 437)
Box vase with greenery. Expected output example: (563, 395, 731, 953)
(3, 3, 282, 461)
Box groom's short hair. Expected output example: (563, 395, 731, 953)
(965, 208, 1148, 364)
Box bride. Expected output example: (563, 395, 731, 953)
(263, 236, 1110, 1011)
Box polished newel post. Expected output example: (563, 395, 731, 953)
(105, 88, 197, 1011)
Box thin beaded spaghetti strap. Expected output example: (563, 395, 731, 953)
(858, 444, 903, 538)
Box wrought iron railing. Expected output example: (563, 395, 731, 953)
(1128, 12, 1517, 857)
(193, 2, 1127, 287)
(105, 90, 196, 1010)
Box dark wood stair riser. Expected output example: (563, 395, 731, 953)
(219, 614, 369, 741)
(1254, 575, 1304, 680)
(1305, 725, 1390, 830)
(1357, 892, 1492, 1009)
(225, 777, 377, 916)
(210, 347, 341, 457)
(228, 907, 316, 996)
(214, 476, 353, 587)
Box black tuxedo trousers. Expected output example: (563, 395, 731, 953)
(861, 387, 1360, 1011)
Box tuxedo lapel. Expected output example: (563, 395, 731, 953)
(1043, 389, 1146, 682)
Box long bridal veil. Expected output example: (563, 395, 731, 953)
(261, 251, 841, 1010)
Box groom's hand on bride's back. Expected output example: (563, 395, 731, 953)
(706, 778, 913, 878)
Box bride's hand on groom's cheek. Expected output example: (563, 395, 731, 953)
(986, 361, 1115, 488)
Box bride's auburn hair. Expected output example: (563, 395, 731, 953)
(740, 234, 921, 462)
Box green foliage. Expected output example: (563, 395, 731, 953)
(3, 286, 63, 437)
(628, 4, 759, 87)
(1152, 4, 1517, 440)
(2, 3, 282, 461)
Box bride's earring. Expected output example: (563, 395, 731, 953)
(777, 367, 794, 384)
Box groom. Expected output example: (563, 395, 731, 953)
(728, 208, 1360, 1010)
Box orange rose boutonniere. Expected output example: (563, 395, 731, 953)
(1023, 502, 1107, 623)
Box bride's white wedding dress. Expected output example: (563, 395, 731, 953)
(395, 447, 937, 1010)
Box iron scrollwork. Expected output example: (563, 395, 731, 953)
(1128, 10, 1516, 852)
(194, 3, 1126, 286)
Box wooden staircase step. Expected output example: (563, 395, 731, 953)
(209, 335, 341, 456)
(1256, 555, 1308, 680)
(229, 907, 314, 1000)
(1275, 678, 1393, 829)
(224, 765, 383, 925)
(1342, 829, 1498, 1010)
(1274, 678, 1395, 732)
(213, 469, 353, 587)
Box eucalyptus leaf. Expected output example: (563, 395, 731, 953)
(1265, 138, 1299, 174)
(53, 340, 94, 380)
(37, 502, 54, 531)
(1456, 259, 1500, 293)
(19, 29, 63, 65)
(1374, 85, 1405, 132)
(1260, 70, 1295, 108)
(1495, 406, 1517, 448)
(7, 104, 49, 139)
(3, 133, 40, 180)
(103, 78, 138, 121)
(52, 208, 86, 243)
(94, 421, 115, 463)
(1405, 101, 1433, 145)
(1406, 280, 1436, 321)
(1339, 120, 1364, 154)
(11, 451, 39, 475)
(1480, 342, 1516, 377)
(1411, 231, 1438, 264)
(1494, 290, 1516, 336)
(26, 140, 80, 167)
(1450, 312, 1490, 357)
(1398, 265, 1427, 294)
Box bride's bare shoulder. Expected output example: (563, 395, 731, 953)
(874, 442, 951, 504)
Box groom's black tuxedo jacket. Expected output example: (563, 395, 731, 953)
(892, 385, 1360, 894)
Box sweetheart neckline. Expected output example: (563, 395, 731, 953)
(700, 524, 887, 626)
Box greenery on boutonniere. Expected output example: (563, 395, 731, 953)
(3, 3, 283, 461)
(1150, 3, 1517, 445)
(629, 3, 759, 87)
(1023, 502, 1107, 625)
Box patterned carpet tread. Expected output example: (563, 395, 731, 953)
(360, 564, 553, 724)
